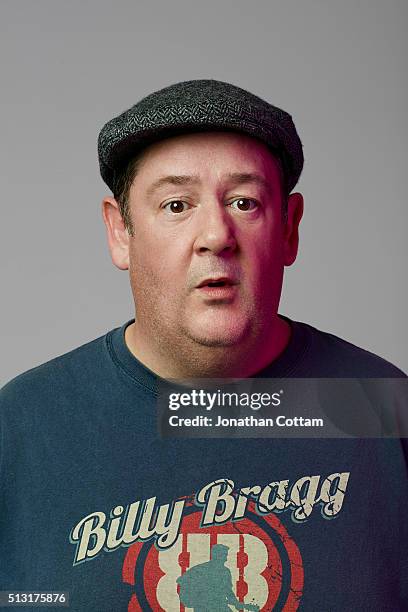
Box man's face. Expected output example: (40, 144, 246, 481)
(122, 131, 302, 350)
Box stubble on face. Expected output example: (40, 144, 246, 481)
(128, 247, 267, 376)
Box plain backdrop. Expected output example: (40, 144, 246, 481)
(1, 0, 407, 385)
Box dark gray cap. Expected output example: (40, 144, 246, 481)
(98, 79, 304, 193)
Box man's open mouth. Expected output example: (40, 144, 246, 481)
(196, 277, 238, 289)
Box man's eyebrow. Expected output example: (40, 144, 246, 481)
(223, 172, 270, 190)
(146, 175, 201, 197)
(145, 172, 270, 198)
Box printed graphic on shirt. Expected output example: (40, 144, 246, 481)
(70, 472, 350, 611)
(123, 501, 303, 611)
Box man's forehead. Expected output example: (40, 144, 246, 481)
(133, 131, 282, 189)
(139, 129, 275, 160)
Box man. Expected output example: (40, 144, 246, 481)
(0, 79, 406, 611)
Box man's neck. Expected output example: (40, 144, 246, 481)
(124, 316, 291, 379)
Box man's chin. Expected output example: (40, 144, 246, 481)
(184, 322, 251, 348)
(189, 335, 241, 348)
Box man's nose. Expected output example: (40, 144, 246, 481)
(193, 202, 237, 255)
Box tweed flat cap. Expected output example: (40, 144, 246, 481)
(98, 79, 304, 193)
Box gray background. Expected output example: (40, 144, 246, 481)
(1, 0, 407, 385)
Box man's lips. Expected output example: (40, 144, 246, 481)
(196, 277, 239, 289)
(194, 276, 239, 300)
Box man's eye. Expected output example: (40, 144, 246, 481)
(163, 200, 189, 214)
(229, 198, 258, 212)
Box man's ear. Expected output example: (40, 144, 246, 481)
(102, 197, 130, 270)
(283, 192, 304, 266)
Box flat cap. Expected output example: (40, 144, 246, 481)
(98, 79, 304, 193)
